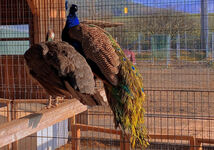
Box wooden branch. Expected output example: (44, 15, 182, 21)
(81, 20, 123, 28)
(0, 99, 87, 148)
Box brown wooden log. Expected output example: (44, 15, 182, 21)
(0, 99, 87, 148)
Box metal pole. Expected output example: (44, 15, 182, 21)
(201, 0, 209, 58)
(185, 31, 187, 51)
(166, 35, 171, 67)
(138, 33, 141, 54)
(212, 32, 214, 61)
(176, 33, 180, 59)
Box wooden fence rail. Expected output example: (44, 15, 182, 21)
(0, 99, 87, 148)
(0, 99, 213, 150)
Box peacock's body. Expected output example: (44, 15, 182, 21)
(24, 39, 106, 106)
(62, 4, 149, 148)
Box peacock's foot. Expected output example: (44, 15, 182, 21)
(45, 96, 53, 109)
(45, 96, 64, 109)
(53, 96, 64, 107)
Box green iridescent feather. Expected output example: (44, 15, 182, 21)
(86, 24, 149, 148)
(104, 31, 149, 148)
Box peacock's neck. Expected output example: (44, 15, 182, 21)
(66, 14, 80, 28)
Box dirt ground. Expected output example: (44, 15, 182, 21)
(75, 61, 214, 149)
(2, 60, 214, 150)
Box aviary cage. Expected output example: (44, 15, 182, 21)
(0, 0, 214, 150)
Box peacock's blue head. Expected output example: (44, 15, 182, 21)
(66, 4, 79, 28)
(69, 4, 78, 15)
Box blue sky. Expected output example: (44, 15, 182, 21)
(132, 0, 214, 13)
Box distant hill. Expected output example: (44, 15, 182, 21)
(67, 0, 174, 19)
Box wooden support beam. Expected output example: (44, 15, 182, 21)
(11, 102, 18, 150)
(149, 134, 195, 150)
(72, 126, 80, 150)
(26, 0, 37, 15)
(0, 38, 30, 41)
(0, 99, 87, 148)
(120, 133, 130, 150)
(13, 99, 65, 104)
(81, 20, 124, 28)
(195, 138, 214, 150)
(0, 98, 11, 104)
(68, 115, 76, 143)
(71, 124, 128, 150)
(72, 124, 121, 135)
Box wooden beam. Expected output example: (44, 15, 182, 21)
(81, 20, 124, 28)
(72, 126, 80, 150)
(0, 38, 30, 41)
(13, 99, 65, 104)
(26, 0, 37, 15)
(195, 138, 214, 150)
(0, 99, 87, 148)
(72, 124, 121, 135)
(0, 98, 11, 104)
(120, 133, 130, 150)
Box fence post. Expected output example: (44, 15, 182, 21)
(176, 33, 180, 59)
(6, 102, 12, 150)
(72, 126, 80, 150)
(166, 35, 171, 67)
(195, 139, 202, 150)
(68, 115, 76, 143)
(138, 33, 141, 54)
(151, 36, 155, 63)
(189, 137, 195, 150)
(120, 133, 130, 150)
(11, 102, 18, 150)
(185, 31, 188, 51)
(212, 32, 214, 61)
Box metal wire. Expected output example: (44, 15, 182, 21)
(0, 0, 214, 150)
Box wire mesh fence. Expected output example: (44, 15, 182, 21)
(0, 0, 214, 149)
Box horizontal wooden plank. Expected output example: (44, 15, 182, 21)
(81, 20, 123, 28)
(73, 124, 121, 135)
(0, 98, 11, 104)
(196, 138, 214, 144)
(13, 99, 65, 104)
(0, 99, 87, 148)
(149, 134, 194, 141)
(0, 38, 30, 41)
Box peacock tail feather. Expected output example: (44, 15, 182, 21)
(103, 31, 149, 148)
(84, 24, 149, 148)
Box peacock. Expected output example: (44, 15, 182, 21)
(24, 29, 106, 108)
(62, 4, 149, 148)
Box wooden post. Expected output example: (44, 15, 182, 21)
(6, 102, 12, 150)
(11, 102, 18, 150)
(189, 137, 195, 150)
(72, 126, 80, 150)
(176, 33, 180, 59)
(68, 115, 76, 143)
(0, 99, 87, 148)
(195, 139, 202, 150)
(120, 133, 130, 150)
